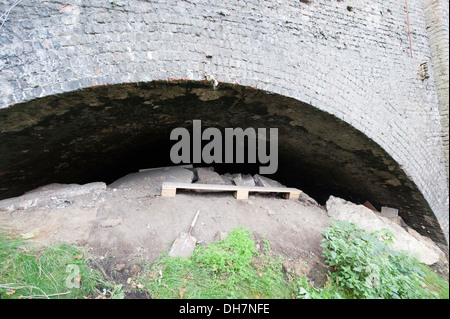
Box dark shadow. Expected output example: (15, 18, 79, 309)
(0, 80, 446, 245)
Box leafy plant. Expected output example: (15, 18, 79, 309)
(141, 226, 293, 299)
(319, 219, 446, 299)
(296, 276, 344, 299)
(193, 225, 257, 275)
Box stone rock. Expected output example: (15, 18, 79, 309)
(115, 264, 126, 272)
(195, 167, 226, 185)
(221, 173, 235, 185)
(98, 217, 123, 228)
(0, 182, 106, 211)
(298, 192, 318, 207)
(109, 165, 194, 195)
(0, 206, 98, 245)
(214, 231, 228, 241)
(406, 226, 448, 263)
(25, 182, 106, 196)
(232, 173, 255, 187)
(282, 259, 292, 273)
(388, 216, 408, 229)
(253, 174, 284, 188)
(325, 195, 442, 265)
(282, 258, 311, 277)
(293, 261, 311, 277)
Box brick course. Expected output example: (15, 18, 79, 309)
(0, 0, 448, 242)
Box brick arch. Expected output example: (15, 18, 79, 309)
(0, 80, 447, 246)
(0, 0, 447, 244)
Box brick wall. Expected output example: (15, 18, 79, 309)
(422, 0, 449, 182)
(0, 0, 448, 242)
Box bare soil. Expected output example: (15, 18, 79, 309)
(0, 176, 333, 292)
(0, 170, 447, 298)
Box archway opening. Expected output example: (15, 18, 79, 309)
(0, 80, 446, 245)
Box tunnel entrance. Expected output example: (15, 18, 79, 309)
(0, 80, 446, 245)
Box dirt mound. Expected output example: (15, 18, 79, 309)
(0, 166, 447, 287)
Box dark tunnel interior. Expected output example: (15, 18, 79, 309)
(0, 80, 446, 245)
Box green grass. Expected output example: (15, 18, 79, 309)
(141, 223, 449, 300)
(0, 230, 113, 299)
(415, 262, 449, 299)
(1, 221, 448, 300)
(140, 226, 295, 299)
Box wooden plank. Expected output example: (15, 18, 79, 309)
(282, 191, 302, 200)
(234, 189, 249, 199)
(161, 187, 176, 197)
(161, 182, 301, 200)
(363, 200, 378, 212)
(162, 182, 299, 192)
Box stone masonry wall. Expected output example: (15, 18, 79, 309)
(422, 0, 449, 182)
(0, 0, 448, 241)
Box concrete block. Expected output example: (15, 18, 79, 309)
(381, 206, 398, 218)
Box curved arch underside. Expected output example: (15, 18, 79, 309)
(0, 81, 446, 245)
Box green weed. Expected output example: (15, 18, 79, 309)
(140, 226, 294, 299)
(298, 219, 449, 299)
(0, 231, 110, 299)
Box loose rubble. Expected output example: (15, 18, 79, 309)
(0, 166, 447, 273)
(325, 195, 446, 265)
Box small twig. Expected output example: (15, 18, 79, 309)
(39, 266, 60, 293)
(19, 291, 72, 299)
(89, 258, 111, 281)
(0, 283, 49, 299)
(0, 0, 23, 31)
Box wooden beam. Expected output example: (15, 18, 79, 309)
(161, 182, 301, 200)
(234, 189, 249, 199)
(161, 187, 176, 197)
